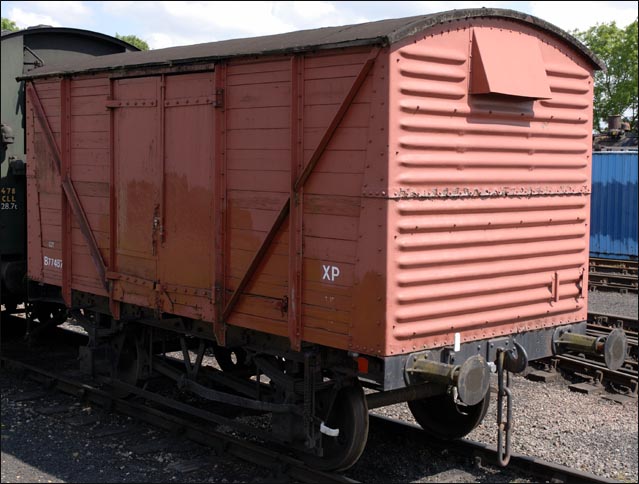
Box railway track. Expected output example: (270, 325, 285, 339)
(588, 311, 639, 333)
(368, 415, 618, 484)
(0, 355, 353, 484)
(533, 312, 639, 395)
(588, 258, 638, 294)
(0, 336, 619, 484)
(588, 271, 638, 293)
(589, 258, 638, 277)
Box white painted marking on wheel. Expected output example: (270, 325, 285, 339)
(320, 422, 340, 437)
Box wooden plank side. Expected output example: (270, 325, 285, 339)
(71, 164, 109, 183)
(70, 212, 109, 233)
(226, 83, 290, 109)
(229, 191, 288, 211)
(303, 312, 350, 334)
(303, 286, 353, 312)
(304, 194, 361, 217)
(303, 102, 371, 128)
(229, 229, 289, 255)
(73, 181, 109, 198)
(304, 77, 373, 105)
(304, 63, 366, 80)
(70, 85, 110, 97)
(304, 50, 371, 69)
(227, 311, 288, 337)
(72, 228, 109, 249)
(41, 223, 61, 245)
(227, 70, 291, 86)
(40, 209, 62, 226)
(303, 214, 359, 241)
(229, 249, 289, 278)
(307, 150, 367, 175)
(227, 277, 288, 298)
(34, 115, 61, 134)
(304, 172, 363, 196)
(70, 77, 110, 89)
(66, 194, 108, 215)
(234, 294, 288, 323)
(70, 96, 108, 116)
(71, 148, 109, 165)
(228, 206, 288, 231)
(226, 107, 290, 129)
(71, 114, 109, 132)
(71, 131, 108, 149)
(227, 128, 290, 150)
(226, 268, 287, 290)
(39, 192, 62, 210)
(227, 170, 289, 192)
(226, 149, 289, 171)
(303, 126, 369, 152)
(227, 58, 291, 75)
(304, 237, 357, 263)
(34, 81, 60, 92)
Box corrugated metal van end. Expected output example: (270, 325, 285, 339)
(590, 151, 639, 260)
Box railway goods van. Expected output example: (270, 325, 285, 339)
(19, 8, 628, 470)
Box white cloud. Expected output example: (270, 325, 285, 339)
(292, 1, 336, 20)
(161, 1, 295, 36)
(8, 7, 62, 28)
(9, 1, 93, 29)
(529, 1, 639, 31)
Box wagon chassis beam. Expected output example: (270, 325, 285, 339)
(221, 46, 381, 345)
(26, 82, 108, 297)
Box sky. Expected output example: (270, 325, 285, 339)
(2, 1, 638, 49)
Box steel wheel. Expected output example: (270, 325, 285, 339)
(408, 391, 490, 440)
(303, 384, 369, 472)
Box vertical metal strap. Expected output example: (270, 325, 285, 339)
(289, 54, 305, 351)
(213, 63, 228, 345)
(108, 78, 121, 320)
(61, 78, 72, 305)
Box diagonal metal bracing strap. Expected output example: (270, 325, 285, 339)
(222, 46, 381, 322)
(27, 82, 108, 290)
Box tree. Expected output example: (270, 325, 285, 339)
(574, 20, 638, 133)
(115, 33, 149, 51)
(2, 17, 19, 32)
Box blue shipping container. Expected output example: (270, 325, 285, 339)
(590, 151, 638, 260)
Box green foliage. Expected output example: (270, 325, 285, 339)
(115, 33, 149, 51)
(2, 17, 19, 32)
(574, 20, 638, 132)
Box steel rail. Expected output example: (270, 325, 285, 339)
(0, 356, 355, 484)
(588, 272, 638, 293)
(553, 354, 638, 388)
(369, 415, 619, 484)
(588, 312, 639, 332)
(589, 258, 638, 276)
